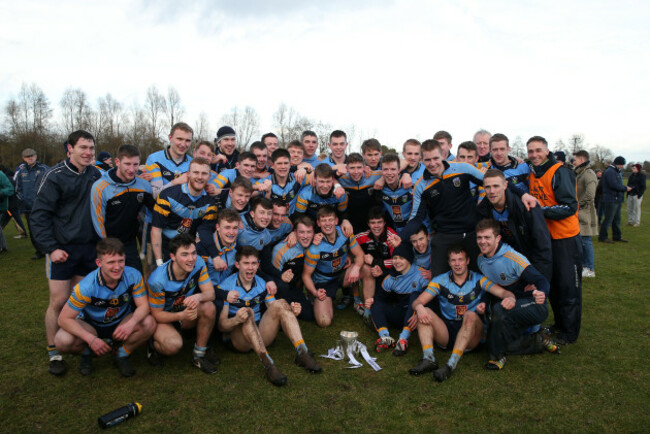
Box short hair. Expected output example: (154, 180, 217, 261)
(347, 153, 364, 165)
(272, 199, 289, 210)
(314, 163, 335, 179)
(475, 218, 500, 237)
(189, 157, 210, 169)
(329, 130, 347, 142)
(433, 131, 452, 143)
(458, 141, 478, 154)
(317, 204, 337, 220)
(381, 153, 400, 166)
(412, 224, 429, 237)
(261, 132, 278, 144)
(489, 133, 510, 147)
(361, 138, 382, 154)
(573, 150, 590, 160)
(96, 237, 125, 257)
(68, 130, 94, 147)
(231, 176, 253, 193)
(271, 148, 291, 163)
(217, 208, 240, 224)
(301, 130, 317, 141)
(294, 214, 315, 230)
(195, 140, 214, 153)
(421, 139, 441, 153)
(447, 244, 467, 258)
(526, 136, 548, 147)
(402, 139, 421, 151)
(169, 233, 195, 255)
(367, 206, 386, 222)
(238, 151, 257, 164)
(249, 141, 266, 153)
(116, 144, 140, 159)
(250, 196, 273, 212)
(170, 122, 193, 137)
(483, 168, 506, 181)
(287, 140, 304, 151)
(236, 245, 260, 261)
(473, 129, 491, 141)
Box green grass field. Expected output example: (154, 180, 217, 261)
(1, 205, 649, 433)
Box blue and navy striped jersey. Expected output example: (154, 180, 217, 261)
(147, 256, 210, 312)
(425, 270, 495, 321)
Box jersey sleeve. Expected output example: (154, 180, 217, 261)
(424, 279, 441, 297)
(67, 283, 91, 311)
(147, 273, 165, 309)
(152, 191, 171, 228)
(295, 188, 309, 213)
(90, 179, 110, 238)
(478, 275, 495, 294)
(305, 246, 319, 268)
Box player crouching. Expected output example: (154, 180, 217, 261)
(147, 234, 219, 374)
(55, 238, 156, 377)
(217, 246, 322, 387)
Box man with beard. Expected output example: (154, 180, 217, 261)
(151, 158, 217, 265)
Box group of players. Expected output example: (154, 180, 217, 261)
(28, 123, 582, 386)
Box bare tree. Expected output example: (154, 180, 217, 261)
(220, 106, 260, 149)
(511, 136, 526, 159)
(590, 144, 614, 168)
(273, 103, 299, 146)
(144, 85, 167, 144)
(193, 111, 211, 143)
(568, 133, 585, 154)
(60, 88, 91, 132)
(166, 86, 185, 130)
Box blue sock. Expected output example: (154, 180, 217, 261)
(448, 350, 462, 369)
(363, 309, 371, 319)
(117, 345, 130, 358)
(47, 345, 59, 358)
(354, 295, 361, 305)
(398, 327, 411, 342)
(378, 327, 390, 338)
(295, 341, 308, 355)
(193, 344, 207, 359)
(81, 346, 92, 356)
(423, 345, 435, 362)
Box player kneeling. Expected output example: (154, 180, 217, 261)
(147, 234, 219, 374)
(55, 238, 156, 377)
(217, 246, 322, 387)
(409, 246, 516, 382)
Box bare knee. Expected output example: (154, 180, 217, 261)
(156, 333, 183, 355)
(141, 315, 157, 336)
(199, 302, 216, 319)
(54, 329, 84, 353)
(316, 315, 332, 328)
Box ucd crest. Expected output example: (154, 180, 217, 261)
(453, 177, 461, 187)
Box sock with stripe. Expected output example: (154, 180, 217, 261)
(117, 345, 132, 359)
(193, 344, 207, 360)
(447, 348, 463, 370)
(377, 327, 390, 338)
(398, 327, 411, 342)
(294, 339, 308, 355)
(47, 345, 60, 360)
(423, 345, 435, 362)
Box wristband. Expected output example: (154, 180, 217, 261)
(156, 259, 164, 266)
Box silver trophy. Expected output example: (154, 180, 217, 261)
(339, 331, 359, 360)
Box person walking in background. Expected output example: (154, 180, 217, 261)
(15, 148, 49, 259)
(627, 164, 646, 227)
(573, 151, 598, 278)
(599, 156, 631, 243)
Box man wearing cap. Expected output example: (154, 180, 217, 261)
(213, 126, 239, 174)
(599, 156, 631, 243)
(15, 148, 49, 259)
(627, 164, 645, 227)
(95, 152, 113, 172)
(527, 136, 582, 344)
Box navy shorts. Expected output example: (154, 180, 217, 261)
(83, 319, 120, 340)
(47, 243, 97, 281)
(318, 277, 342, 299)
(436, 318, 463, 351)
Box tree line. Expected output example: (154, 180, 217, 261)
(0, 82, 644, 172)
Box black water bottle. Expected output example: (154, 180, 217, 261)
(98, 402, 142, 429)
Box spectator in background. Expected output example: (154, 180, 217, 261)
(599, 156, 631, 243)
(595, 169, 604, 223)
(627, 164, 646, 227)
(573, 151, 598, 278)
(0, 158, 28, 239)
(95, 151, 113, 172)
(15, 148, 49, 259)
(0, 169, 15, 253)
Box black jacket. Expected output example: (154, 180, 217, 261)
(477, 189, 552, 280)
(30, 160, 102, 253)
(627, 172, 646, 198)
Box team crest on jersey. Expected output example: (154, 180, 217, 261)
(402, 195, 409, 203)
(163, 170, 172, 178)
(104, 306, 119, 323)
(137, 193, 144, 203)
(412, 282, 417, 288)
(453, 177, 461, 187)
(500, 273, 506, 281)
(511, 176, 519, 185)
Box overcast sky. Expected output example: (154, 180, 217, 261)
(2, 0, 649, 161)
